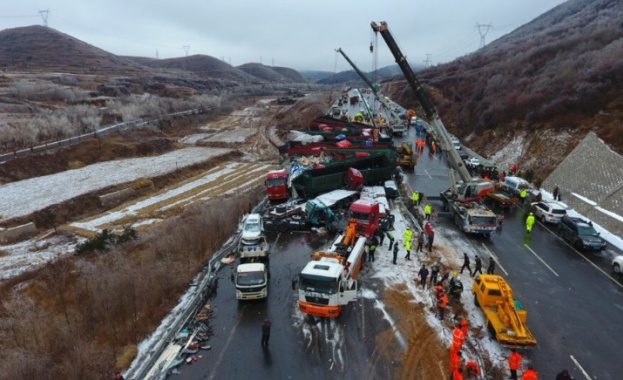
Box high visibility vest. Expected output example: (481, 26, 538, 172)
(509, 352, 522, 370)
(425, 205, 432, 215)
(439, 295, 448, 308)
(520, 189, 527, 198)
(453, 327, 465, 347)
(521, 369, 538, 380)
(412, 192, 420, 201)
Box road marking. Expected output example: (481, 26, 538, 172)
(481, 243, 508, 276)
(570, 354, 592, 380)
(208, 317, 240, 380)
(523, 244, 559, 277)
(423, 169, 433, 179)
(541, 224, 623, 290)
(360, 296, 366, 339)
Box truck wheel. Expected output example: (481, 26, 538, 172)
(484, 232, 492, 239)
(473, 294, 480, 307)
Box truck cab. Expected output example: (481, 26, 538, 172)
(265, 169, 289, 201)
(234, 262, 269, 300)
(348, 199, 380, 238)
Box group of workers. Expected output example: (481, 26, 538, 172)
(449, 320, 481, 379)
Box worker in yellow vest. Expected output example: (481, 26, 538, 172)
(425, 204, 433, 220)
(411, 191, 420, 206)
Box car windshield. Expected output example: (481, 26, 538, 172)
(237, 271, 265, 286)
(578, 225, 599, 237)
(299, 275, 338, 294)
(350, 211, 370, 224)
(244, 222, 261, 233)
(266, 178, 286, 186)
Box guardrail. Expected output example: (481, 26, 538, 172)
(127, 199, 269, 380)
(0, 108, 205, 164)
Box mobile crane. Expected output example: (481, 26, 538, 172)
(371, 21, 497, 237)
(335, 47, 407, 136)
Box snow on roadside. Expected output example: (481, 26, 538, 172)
(0, 147, 232, 222)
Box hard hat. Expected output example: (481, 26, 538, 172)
(453, 271, 458, 277)
(530, 212, 534, 215)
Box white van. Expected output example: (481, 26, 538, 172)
(501, 176, 530, 197)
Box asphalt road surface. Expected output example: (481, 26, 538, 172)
(173, 118, 622, 379)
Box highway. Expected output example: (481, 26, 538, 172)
(171, 99, 621, 379)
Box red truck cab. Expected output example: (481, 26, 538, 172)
(265, 169, 289, 201)
(349, 199, 380, 238)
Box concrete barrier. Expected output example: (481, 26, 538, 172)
(0, 222, 38, 244)
(99, 188, 136, 206)
(543, 132, 623, 236)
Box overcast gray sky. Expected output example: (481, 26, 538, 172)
(2, 0, 567, 72)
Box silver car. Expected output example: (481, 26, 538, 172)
(532, 201, 567, 224)
(613, 256, 623, 274)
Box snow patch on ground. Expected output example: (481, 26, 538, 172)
(0, 147, 232, 222)
(489, 134, 524, 170)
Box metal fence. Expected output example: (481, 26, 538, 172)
(127, 199, 269, 380)
(0, 109, 204, 164)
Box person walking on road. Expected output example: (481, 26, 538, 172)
(427, 229, 435, 252)
(392, 241, 399, 264)
(425, 203, 433, 220)
(487, 257, 496, 274)
(416, 232, 424, 253)
(553, 185, 560, 201)
(472, 255, 483, 277)
(526, 212, 536, 235)
(418, 264, 429, 288)
(387, 232, 395, 250)
(437, 291, 448, 320)
(430, 261, 440, 286)
(368, 241, 377, 262)
(412, 191, 420, 206)
(508, 348, 522, 380)
(404, 239, 412, 260)
(520, 188, 527, 205)
(460, 253, 472, 276)
(261, 319, 272, 348)
(555, 369, 572, 380)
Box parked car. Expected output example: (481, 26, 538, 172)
(458, 150, 469, 160)
(500, 176, 530, 197)
(557, 215, 607, 251)
(613, 256, 623, 274)
(532, 201, 567, 224)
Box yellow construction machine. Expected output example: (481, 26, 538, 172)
(472, 274, 537, 347)
(395, 142, 417, 170)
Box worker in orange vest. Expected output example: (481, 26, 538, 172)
(452, 366, 465, 380)
(452, 323, 465, 351)
(465, 361, 480, 377)
(450, 350, 462, 379)
(508, 349, 523, 380)
(521, 366, 539, 380)
(437, 291, 448, 320)
(460, 319, 469, 338)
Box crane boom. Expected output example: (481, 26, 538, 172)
(371, 21, 471, 183)
(335, 48, 401, 128)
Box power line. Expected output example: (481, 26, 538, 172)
(475, 23, 494, 49)
(423, 54, 432, 67)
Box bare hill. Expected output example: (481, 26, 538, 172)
(0, 25, 148, 74)
(389, 0, 623, 181)
(270, 66, 306, 83)
(237, 63, 288, 82)
(134, 54, 265, 85)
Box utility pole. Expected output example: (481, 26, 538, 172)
(39, 9, 50, 27)
(272, 58, 274, 67)
(423, 54, 432, 67)
(475, 23, 493, 49)
(156, 50, 159, 59)
(183, 45, 190, 57)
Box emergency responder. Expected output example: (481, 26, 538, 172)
(437, 291, 448, 320)
(460, 319, 469, 338)
(412, 191, 420, 206)
(425, 203, 433, 220)
(387, 231, 395, 250)
(487, 257, 496, 274)
(450, 349, 462, 380)
(452, 323, 465, 351)
(521, 366, 539, 380)
(526, 212, 536, 235)
(472, 255, 483, 277)
(465, 361, 480, 378)
(520, 188, 527, 204)
(430, 260, 440, 286)
(508, 349, 522, 380)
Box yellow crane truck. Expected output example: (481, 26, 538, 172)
(472, 274, 537, 347)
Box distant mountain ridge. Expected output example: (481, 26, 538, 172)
(0, 25, 308, 87)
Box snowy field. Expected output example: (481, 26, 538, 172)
(0, 147, 232, 222)
(70, 162, 274, 235)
